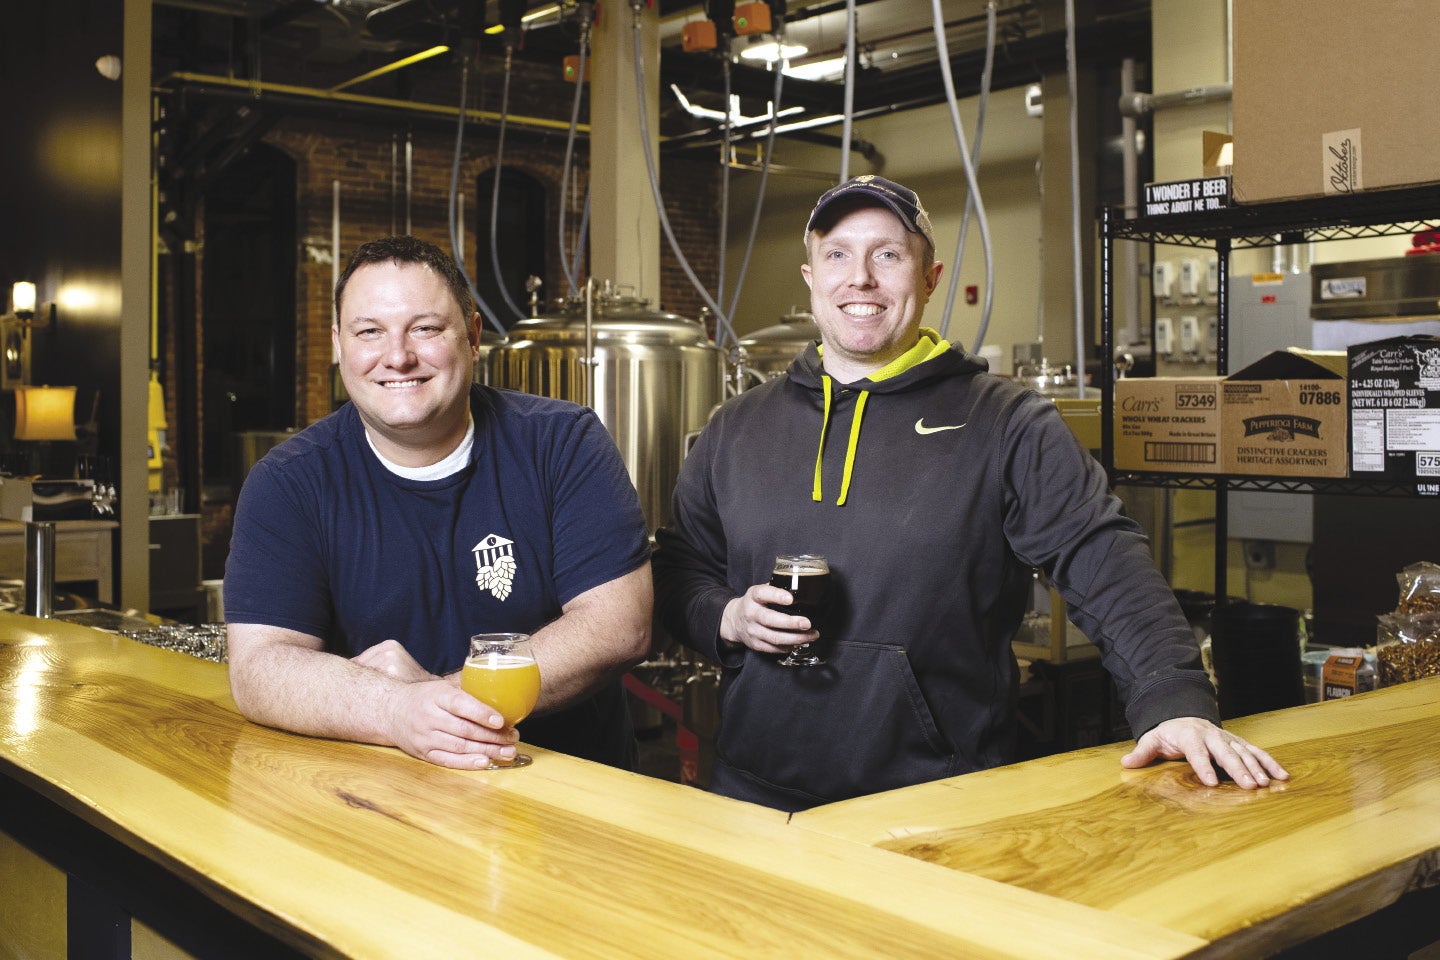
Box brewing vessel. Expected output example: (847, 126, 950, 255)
(487, 282, 725, 532)
(734, 310, 818, 384)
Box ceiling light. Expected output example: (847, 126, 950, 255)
(739, 39, 808, 63)
(487, 3, 558, 35)
(782, 56, 847, 81)
(521, 3, 560, 24)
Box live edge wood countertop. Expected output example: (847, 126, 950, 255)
(794, 672, 1440, 958)
(2, 611, 1437, 959)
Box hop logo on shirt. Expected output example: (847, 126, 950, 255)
(472, 534, 517, 602)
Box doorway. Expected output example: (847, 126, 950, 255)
(474, 167, 547, 328)
(201, 144, 297, 501)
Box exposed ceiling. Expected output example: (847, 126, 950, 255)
(151, 0, 1151, 146)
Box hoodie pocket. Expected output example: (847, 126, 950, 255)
(716, 640, 957, 802)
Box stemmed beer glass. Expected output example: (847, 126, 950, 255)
(771, 554, 832, 667)
(461, 632, 541, 769)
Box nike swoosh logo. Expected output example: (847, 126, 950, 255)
(915, 419, 968, 435)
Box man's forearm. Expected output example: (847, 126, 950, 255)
(527, 564, 653, 713)
(229, 640, 406, 747)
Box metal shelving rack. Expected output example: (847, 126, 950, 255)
(1098, 182, 1440, 600)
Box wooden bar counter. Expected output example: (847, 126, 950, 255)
(794, 674, 1440, 958)
(0, 613, 1203, 960)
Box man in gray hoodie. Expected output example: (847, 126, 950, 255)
(653, 175, 1288, 812)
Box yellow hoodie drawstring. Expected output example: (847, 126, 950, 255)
(836, 391, 868, 505)
(812, 330, 953, 506)
(812, 376, 834, 502)
(810, 377, 870, 506)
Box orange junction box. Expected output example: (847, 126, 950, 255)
(733, 2, 772, 36)
(562, 55, 590, 84)
(682, 20, 717, 53)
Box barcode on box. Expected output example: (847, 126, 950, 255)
(1145, 442, 1217, 464)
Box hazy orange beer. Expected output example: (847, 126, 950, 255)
(462, 632, 541, 768)
(461, 654, 541, 726)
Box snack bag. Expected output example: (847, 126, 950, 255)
(1375, 561, 1440, 687)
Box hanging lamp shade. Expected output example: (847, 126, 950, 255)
(14, 385, 77, 441)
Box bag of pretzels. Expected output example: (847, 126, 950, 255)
(1375, 561, 1440, 687)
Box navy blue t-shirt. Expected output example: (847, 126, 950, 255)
(224, 385, 650, 768)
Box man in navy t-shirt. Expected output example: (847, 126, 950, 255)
(224, 236, 652, 770)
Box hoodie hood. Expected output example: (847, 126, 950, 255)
(786, 328, 989, 393)
(787, 329, 989, 505)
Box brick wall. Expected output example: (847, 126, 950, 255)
(263, 117, 721, 424)
(179, 89, 722, 573)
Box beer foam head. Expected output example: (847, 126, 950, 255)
(774, 554, 829, 574)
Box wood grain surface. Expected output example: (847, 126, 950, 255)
(793, 676, 1440, 957)
(0, 614, 1205, 960)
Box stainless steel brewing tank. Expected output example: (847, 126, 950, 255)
(486, 288, 726, 533)
(472, 327, 505, 386)
(1014, 358, 1080, 397)
(735, 310, 819, 383)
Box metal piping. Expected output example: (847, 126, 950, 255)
(156, 72, 589, 135)
(331, 179, 340, 363)
(1120, 57, 1140, 347)
(1118, 83, 1232, 118)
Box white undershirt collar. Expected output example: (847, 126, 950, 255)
(367, 414, 475, 481)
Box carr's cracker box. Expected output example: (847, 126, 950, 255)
(1348, 335, 1440, 489)
(1114, 377, 1222, 474)
(1221, 349, 1348, 477)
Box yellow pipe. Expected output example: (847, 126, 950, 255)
(330, 45, 450, 93)
(158, 72, 591, 135)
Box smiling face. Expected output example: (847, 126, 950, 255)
(801, 203, 943, 383)
(332, 259, 480, 467)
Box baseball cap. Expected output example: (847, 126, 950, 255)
(804, 175, 936, 251)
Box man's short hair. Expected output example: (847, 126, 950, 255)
(334, 236, 476, 322)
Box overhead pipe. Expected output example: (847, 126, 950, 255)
(1118, 83, 1232, 118)
(155, 72, 586, 137)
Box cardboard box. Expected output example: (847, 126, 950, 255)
(1114, 377, 1222, 474)
(1222, 349, 1348, 477)
(1053, 397, 1100, 451)
(1232, 0, 1440, 203)
(1348, 335, 1440, 486)
(1202, 131, 1232, 179)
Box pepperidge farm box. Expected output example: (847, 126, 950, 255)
(1221, 349, 1349, 477)
(1348, 336, 1440, 487)
(1114, 377, 1222, 474)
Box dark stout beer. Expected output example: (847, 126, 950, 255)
(770, 554, 831, 666)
